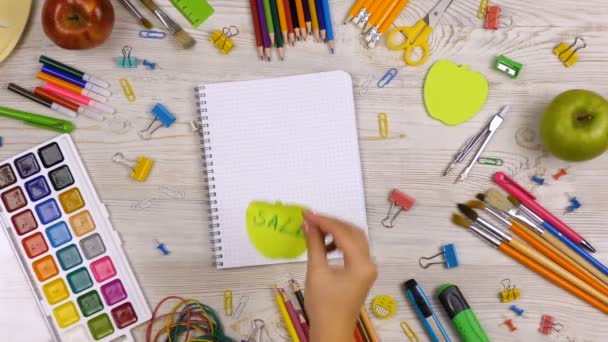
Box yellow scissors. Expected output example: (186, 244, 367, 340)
(387, 0, 455, 66)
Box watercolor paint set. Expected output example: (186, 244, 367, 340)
(0, 134, 151, 341)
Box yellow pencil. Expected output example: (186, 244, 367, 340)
(273, 284, 300, 342)
(308, 0, 320, 42)
(358, 0, 383, 28)
(345, 0, 367, 23)
(364, 0, 399, 33)
(276, 0, 289, 43)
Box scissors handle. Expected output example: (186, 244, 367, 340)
(387, 21, 433, 67)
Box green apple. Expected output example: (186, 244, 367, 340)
(540, 89, 608, 162)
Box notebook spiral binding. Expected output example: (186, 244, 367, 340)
(195, 85, 223, 267)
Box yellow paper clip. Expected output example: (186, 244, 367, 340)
(210, 26, 239, 54)
(554, 37, 587, 67)
(112, 153, 154, 182)
(119, 78, 136, 102)
(378, 113, 389, 139)
(477, 0, 489, 19)
(224, 290, 233, 316)
(401, 321, 419, 342)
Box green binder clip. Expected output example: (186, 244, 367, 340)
(495, 55, 522, 78)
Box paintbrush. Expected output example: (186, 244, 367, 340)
(451, 213, 608, 314)
(139, 0, 196, 49)
(458, 203, 608, 306)
(118, 0, 153, 29)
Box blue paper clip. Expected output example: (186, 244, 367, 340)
(139, 103, 176, 140)
(377, 68, 398, 88)
(419, 243, 460, 269)
(139, 30, 167, 39)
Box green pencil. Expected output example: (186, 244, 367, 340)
(270, 0, 284, 60)
(263, 0, 275, 47)
(0, 106, 74, 133)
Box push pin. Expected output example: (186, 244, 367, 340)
(139, 103, 176, 140)
(531, 175, 545, 185)
(210, 26, 239, 54)
(495, 55, 523, 78)
(484, 5, 500, 29)
(112, 153, 154, 182)
(553, 168, 568, 180)
(566, 193, 582, 213)
(554, 37, 587, 67)
(117, 46, 137, 68)
(154, 239, 170, 255)
(539, 314, 563, 335)
(419, 243, 460, 269)
(500, 279, 521, 303)
(501, 319, 517, 332)
(381, 189, 415, 228)
(142, 59, 156, 70)
(510, 305, 525, 316)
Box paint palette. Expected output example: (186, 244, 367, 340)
(0, 135, 151, 341)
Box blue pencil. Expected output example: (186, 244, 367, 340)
(321, 0, 334, 53)
(314, 0, 326, 42)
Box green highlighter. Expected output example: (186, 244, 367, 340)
(0, 106, 73, 133)
(437, 284, 489, 342)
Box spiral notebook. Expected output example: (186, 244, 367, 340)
(196, 71, 368, 269)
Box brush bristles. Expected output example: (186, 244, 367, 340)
(457, 204, 479, 221)
(451, 214, 471, 229)
(141, 18, 153, 29)
(507, 195, 521, 207)
(485, 188, 514, 213)
(174, 29, 196, 49)
(476, 193, 485, 201)
(466, 200, 485, 210)
(139, 0, 158, 12)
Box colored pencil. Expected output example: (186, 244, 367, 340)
(359, 308, 379, 342)
(290, 280, 309, 322)
(321, 0, 334, 53)
(39, 55, 109, 89)
(307, 0, 320, 42)
(314, 0, 326, 42)
(302, 0, 312, 36)
(276, 0, 289, 43)
(256, 0, 272, 61)
(294, 0, 307, 39)
(354, 324, 365, 342)
(283, 0, 295, 45)
(356, 317, 371, 342)
(263, 0, 276, 46)
(250, 0, 265, 60)
(7, 83, 77, 119)
(34, 87, 104, 121)
(289, 0, 302, 40)
(345, 0, 367, 23)
(273, 285, 300, 342)
(298, 311, 309, 339)
(270, 0, 285, 60)
(281, 289, 308, 342)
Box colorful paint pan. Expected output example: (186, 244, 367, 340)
(0, 135, 151, 342)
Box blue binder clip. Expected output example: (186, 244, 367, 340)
(419, 243, 460, 269)
(139, 103, 176, 140)
(377, 68, 398, 88)
(117, 46, 137, 68)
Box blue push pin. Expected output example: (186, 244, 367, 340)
(510, 305, 525, 316)
(566, 195, 582, 213)
(155, 239, 170, 255)
(143, 59, 156, 70)
(531, 176, 545, 185)
(139, 103, 176, 140)
(419, 243, 460, 269)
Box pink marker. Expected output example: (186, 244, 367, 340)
(43, 83, 115, 114)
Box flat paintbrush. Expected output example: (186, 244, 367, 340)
(117, 0, 153, 29)
(140, 0, 196, 49)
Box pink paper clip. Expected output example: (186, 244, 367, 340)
(539, 314, 563, 335)
(381, 189, 415, 228)
(485, 5, 501, 29)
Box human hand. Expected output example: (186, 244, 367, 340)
(303, 211, 377, 342)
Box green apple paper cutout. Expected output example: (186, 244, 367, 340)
(246, 201, 307, 259)
(424, 60, 489, 125)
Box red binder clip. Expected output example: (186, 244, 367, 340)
(381, 189, 415, 228)
(539, 314, 563, 335)
(484, 5, 501, 29)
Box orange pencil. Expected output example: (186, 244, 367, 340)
(307, 0, 320, 42)
(358, 0, 383, 28)
(359, 307, 379, 342)
(345, 0, 367, 23)
(294, 0, 307, 39)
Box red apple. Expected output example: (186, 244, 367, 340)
(42, 0, 115, 50)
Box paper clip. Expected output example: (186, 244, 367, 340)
(359, 73, 375, 96)
(477, 0, 489, 19)
(381, 189, 415, 228)
(154, 239, 170, 255)
(419, 243, 460, 269)
(553, 168, 568, 180)
(119, 78, 136, 102)
(112, 153, 154, 182)
(510, 305, 525, 316)
(378, 113, 389, 138)
(501, 319, 517, 332)
(132, 198, 156, 211)
(139, 103, 176, 140)
(210, 26, 239, 54)
(224, 290, 233, 316)
(539, 314, 563, 335)
(400, 321, 419, 342)
(500, 279, 521, 303)
(159, 186, 185, 200)
(139, 30, 167, 39)
(554, 37, 587, 67)
(117, 46, 137, 68)
(377, 68, 398, 88)
(495, 55, 523, 78)
(531, 175, 545, 185)
(477, 157, 504, 166)
(484, 5, 500, 29)
(233, 295, 249, 319)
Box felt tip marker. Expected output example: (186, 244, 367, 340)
(36, 72, 108, 103)
(7, 83, 77, 119)
(39, 55, 110, 89)
(42, 83, 115, 115)
(34, 87, 105, 121)
(438, 284, 489, 342)
(41, 64, 112, 98)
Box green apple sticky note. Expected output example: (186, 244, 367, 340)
(246, 201, 307, 259)
(424, 60, 489, 125)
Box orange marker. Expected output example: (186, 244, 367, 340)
(37, 72, 108, 103)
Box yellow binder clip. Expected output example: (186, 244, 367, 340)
(112, 153, 154, 182)
(554, 37, 587, 67)
(499, 279, 521, 303)
(210, 26, 239, 54)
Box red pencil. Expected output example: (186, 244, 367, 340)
(281, 289, 308, 342)
(283, 0, 295, 45)
(250, 0, 265, 60)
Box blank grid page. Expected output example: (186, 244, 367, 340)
(200, 71, 368, 269)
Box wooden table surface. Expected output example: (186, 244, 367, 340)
(1, 0, 607, 341)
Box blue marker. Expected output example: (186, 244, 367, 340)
(41, 64, 111, 98)
(403, 279, 452, 342)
